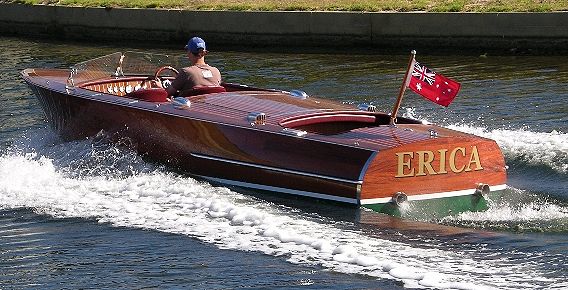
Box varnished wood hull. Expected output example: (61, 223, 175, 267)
(22, 67, 507, 217)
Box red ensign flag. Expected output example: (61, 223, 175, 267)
(407, 61, 461, 107)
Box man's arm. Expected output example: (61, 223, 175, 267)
(166, 85, 177, 97)
(165, 69, 187, 97)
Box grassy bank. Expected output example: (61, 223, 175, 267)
(5, 0, 568, 12)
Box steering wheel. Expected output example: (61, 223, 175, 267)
(153, 66, 179, 88)
(138, 66, 179, 90)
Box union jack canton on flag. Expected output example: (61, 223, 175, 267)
(407, 61, 461, 107)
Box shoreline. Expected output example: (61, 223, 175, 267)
(2, 4, 568, 54)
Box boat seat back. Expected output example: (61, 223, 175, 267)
(183, 85, 226, 97)
(126, 88, 169, 102)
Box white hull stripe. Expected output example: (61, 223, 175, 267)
(198, 175, 507, 207)
(191, 153, 362, 185)
(360, 184, 508, 205)
(197, 176, 360, 204)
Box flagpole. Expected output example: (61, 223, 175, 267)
(390, 50, 416, 125)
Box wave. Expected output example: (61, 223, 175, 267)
(447, 124, 568, 175)
(399, 107, 567, 175)
(442, 187, 568, 233)
(4, 128, 162, 178)
(1, 134, 566, 289)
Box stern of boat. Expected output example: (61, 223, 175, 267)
(360, 136, 507, 218)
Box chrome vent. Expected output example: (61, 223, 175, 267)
(282, 128, 307, 137)
(172, 97, 191, 109)
(357, 103, 377, 112)
(289, 90, 309, 99)
(429, 128, 438, 138)
(247, 112, 266, 125)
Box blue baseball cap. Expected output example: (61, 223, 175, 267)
(185, 37, 207, 54)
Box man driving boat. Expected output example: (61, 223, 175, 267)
(165, 36, 222, 97)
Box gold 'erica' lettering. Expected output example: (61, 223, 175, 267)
(395, 152, 414, 177)
(416, 150, 436, 176)
(466, 146, 483, 171)
(449, 147, 466, 173)
(438, 149, 448, 174)
(394, 146, 483, 178)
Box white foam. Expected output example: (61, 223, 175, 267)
(448, 124, 568, 173)
(0, 151, 561, 289)
(457, 201, 568, 222)
(397, 110, 567, 174)
(444, 187, 568, 226)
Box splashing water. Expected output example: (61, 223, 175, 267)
(448, 124, 568, 174)
(3, 38, 568, 289)
(1, 140, 566, 289)
(399, 106, 567, 175)
(442, 187, 568, 232)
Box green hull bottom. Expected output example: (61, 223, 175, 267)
(363, 191, 505, 219)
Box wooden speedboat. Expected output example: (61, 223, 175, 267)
(21, 52, 507, 217)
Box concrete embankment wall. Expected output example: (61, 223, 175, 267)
(1, 3, 568, 54)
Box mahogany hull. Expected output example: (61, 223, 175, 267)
(22, 66, 508, 217)
(27, 79, 367, 204)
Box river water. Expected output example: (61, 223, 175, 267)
(1, 36, 567, 289)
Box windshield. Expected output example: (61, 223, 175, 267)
(67, 51, 176, 87)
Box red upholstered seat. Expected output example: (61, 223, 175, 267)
(127, 88, 169, 102)
(184, 85, 226, 97)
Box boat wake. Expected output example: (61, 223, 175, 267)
(442, 187, 568, 232)
(448, 124, 567, 175)
(1, 128, 567, 289)
(401, 108, 567, 176)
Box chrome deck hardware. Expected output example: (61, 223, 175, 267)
(282, 128, 307, 137)
(357, 103, 377, 112)
(474, 183, 490, 197)
(172, 97, 191, 109)
(289, 90, 309, 99)
(247, 112, 266, 125)
(429, 128, 438, 138)
(391, 192, 408, 206)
